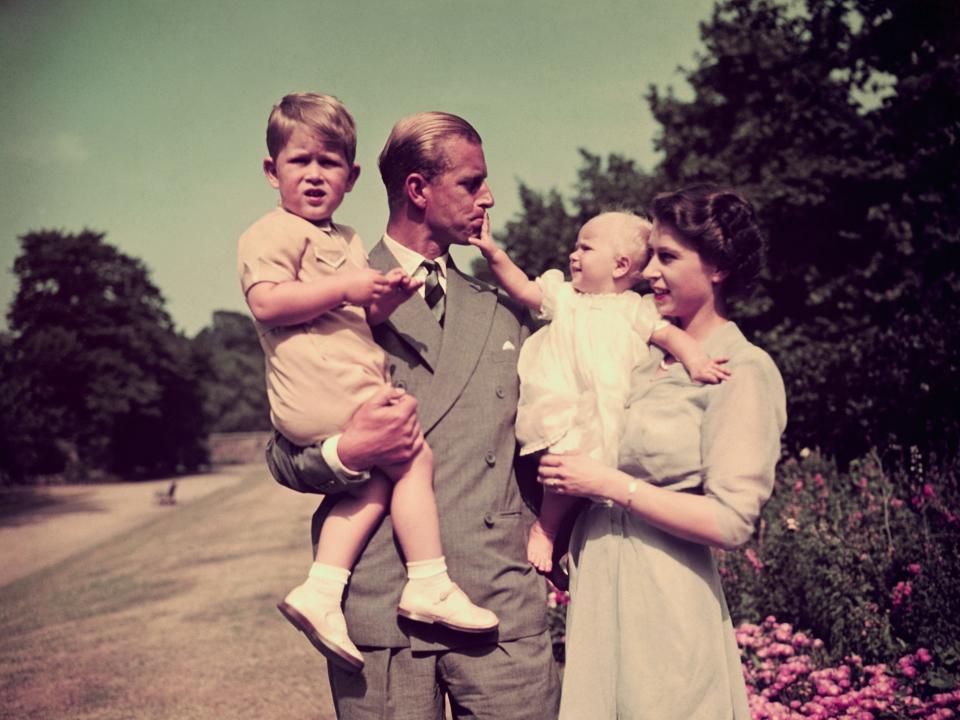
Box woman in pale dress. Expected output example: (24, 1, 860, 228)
(539, 185, 787, 719)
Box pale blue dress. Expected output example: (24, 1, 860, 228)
(559, 322, 787, 720)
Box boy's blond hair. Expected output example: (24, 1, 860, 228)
(378, 111, 482, 212)
(266, 92, 357, 165)
(596, 210, 652, 281)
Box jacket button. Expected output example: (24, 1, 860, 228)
(495, 386, 506, 398)
(484, 452, 496, 466)
(483, 512, 495, 527)
(395, 379, 407, 390)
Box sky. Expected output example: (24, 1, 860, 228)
(1, 0, 714, 336)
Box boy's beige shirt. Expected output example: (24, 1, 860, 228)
(238, 207, 388, 445)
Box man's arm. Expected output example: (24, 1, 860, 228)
(266, 385, 423, 493)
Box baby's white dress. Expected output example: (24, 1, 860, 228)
(515, 269, 666, 466)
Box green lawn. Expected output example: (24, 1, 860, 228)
(0, 466, 337, 720)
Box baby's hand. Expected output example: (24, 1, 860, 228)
(467, 214, 498, 259)
(344, 268, 391, 306)
(688, 356, 731, 384)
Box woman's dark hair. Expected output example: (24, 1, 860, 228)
(650, 185, 765, 298)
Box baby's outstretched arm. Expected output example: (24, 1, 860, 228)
(367, 268, 424, 325)
(468, 215, 543, 311)
(245, 268, 391, 327)
(651, 324, 731, 384)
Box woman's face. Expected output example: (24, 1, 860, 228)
(643, 220, 724, 326)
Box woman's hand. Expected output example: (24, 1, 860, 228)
(538, 452, 621, 501)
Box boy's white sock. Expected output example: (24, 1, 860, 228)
(405, 556, 453, 592)
(305, 562, 350, 604)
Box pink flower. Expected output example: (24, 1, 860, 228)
(907, 563, 922, 575)
(891, 497, 904, 508)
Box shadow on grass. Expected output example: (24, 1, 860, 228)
(0, 487, 107, 527)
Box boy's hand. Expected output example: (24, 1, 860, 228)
(688, 356, 731, 384)
(467, 214, 498, 259)
(366, 268, 423, 325)
(344, 268, 391, 306)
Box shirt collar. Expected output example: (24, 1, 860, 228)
(382, 233, 449, 278)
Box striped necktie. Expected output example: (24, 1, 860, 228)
(421, 260, 445, 325)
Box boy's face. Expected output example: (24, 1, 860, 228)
(263, 125, 359, 224)
(568, 215, 621, 294)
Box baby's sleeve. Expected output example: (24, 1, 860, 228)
(634, 293, 670, 342)
(535, 269, 568, 321)
(237, 215, 305, 295)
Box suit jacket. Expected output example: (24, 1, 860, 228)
(267, 238, 547, 650)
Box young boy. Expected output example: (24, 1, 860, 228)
(237, 93, 497, 673)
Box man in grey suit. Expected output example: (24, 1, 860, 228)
(267, 112, 560, 719)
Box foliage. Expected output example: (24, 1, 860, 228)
(192, 311, 270, 433)
(0, 229, 207, 482)
(489, 0, 960, 463)
(718, 450, 960, 689)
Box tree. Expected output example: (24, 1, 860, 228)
(192, 310, 270, 433)
(0, 229, 207, 481)
(494, 0, 960, 462)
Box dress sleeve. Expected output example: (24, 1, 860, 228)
(700, 353, 787, 549)
(535, 269, 568, 321)
(634, 293, 670, 341)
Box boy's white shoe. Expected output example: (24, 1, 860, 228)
(397, 582, 499, 633)
(277, 583, 364, 672)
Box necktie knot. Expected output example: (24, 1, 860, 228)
(421, 261, 445, 325)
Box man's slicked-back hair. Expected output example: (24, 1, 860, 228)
(266, 92, 357, 165)
(378, 112, 482, 212)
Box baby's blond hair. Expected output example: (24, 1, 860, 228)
(595, 210, 652, 281)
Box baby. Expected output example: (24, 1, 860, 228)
(471, 211, 729, 582)
(237, 93, 497, 673)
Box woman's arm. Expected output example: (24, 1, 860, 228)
(538, 454, 732, 547)
(539, 356, 786, 550)
(468, 215, 543, 311)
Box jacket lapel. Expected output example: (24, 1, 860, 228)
(417, 259, 497, 434)
(368, 240, 442, 372)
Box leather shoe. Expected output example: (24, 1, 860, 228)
(398, 582, 499, 633)
(277, 583, 364, 672)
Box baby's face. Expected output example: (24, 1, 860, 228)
(568, 215, 621, 294)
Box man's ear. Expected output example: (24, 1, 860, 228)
(345, 164, 361, 192)
(263, 157, 280, 189)
(405, 173, 429, 210)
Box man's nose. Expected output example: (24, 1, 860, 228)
(478, 182, 494, 208)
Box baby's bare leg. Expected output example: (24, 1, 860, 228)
(528, 492, 579, 573)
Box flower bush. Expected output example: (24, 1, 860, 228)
(741, 617, 960, 719)
(718, 449, 960, 688)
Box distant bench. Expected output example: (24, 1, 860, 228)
(154, 481, 177, 506)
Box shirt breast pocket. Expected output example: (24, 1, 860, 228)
(312, 245, 347, 270)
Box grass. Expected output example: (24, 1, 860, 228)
(0, 466, 337, 720)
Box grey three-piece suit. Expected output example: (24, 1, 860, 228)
(267, 239, 559, 716)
